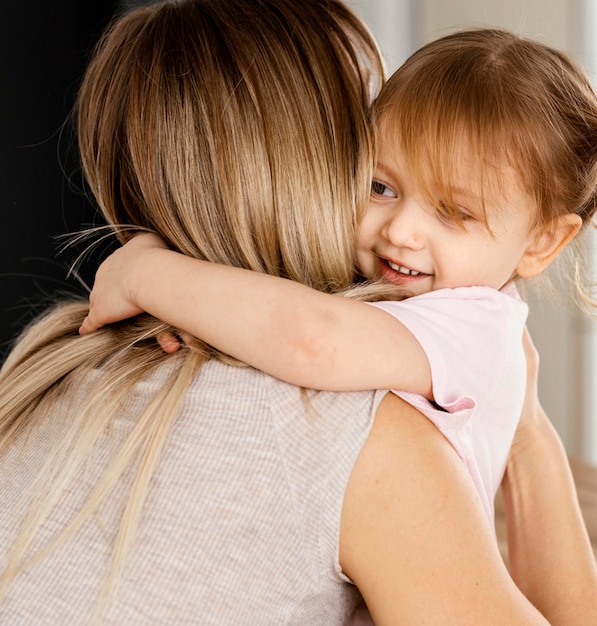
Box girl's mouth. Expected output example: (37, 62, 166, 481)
(380, 258, 431, 285)
(387, 260, 422, 276)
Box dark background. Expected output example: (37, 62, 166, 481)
(0, 0, 119, 360)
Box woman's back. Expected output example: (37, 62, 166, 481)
(0, 358, 385, 624)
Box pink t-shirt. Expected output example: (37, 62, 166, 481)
(370, 284, 528, 524)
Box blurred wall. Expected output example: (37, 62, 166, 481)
(419, 0, 572, 46)
(347, 0, 418, 72)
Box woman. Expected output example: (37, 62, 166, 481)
(0, 0, 594, 623)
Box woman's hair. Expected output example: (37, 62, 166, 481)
(0, 0, 386, 607)
(373, 28, 597, 246)
(80, 0, 383, 291)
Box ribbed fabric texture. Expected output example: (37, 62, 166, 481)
(0, 360, 385, 625)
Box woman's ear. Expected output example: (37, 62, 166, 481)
(516, 213, 582, 278)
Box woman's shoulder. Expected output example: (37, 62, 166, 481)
(339, 392, 522, 622)
(182, 359, 386, 423)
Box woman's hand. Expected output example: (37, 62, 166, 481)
(79, 233, 168, 335)
(501, 326, 597, 623)
(509, 326, 546, 457)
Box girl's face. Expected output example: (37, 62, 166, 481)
(356, 126, 539, 296)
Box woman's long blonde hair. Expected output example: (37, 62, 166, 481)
(0, 0, 386, 607)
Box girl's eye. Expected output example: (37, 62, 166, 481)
(437, 201, 474, 225)
(371, 180, 396, 198)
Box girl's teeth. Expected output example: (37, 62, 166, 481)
(388, 261, 421, 276)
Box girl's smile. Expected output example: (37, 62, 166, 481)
(378, 256, 433, 287)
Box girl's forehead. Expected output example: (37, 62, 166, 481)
(378, 111, 520, 185)
(375, 111, 538, 224)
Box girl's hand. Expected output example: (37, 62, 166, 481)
(79, 233, 168, 335)
(156, 330, 194, 354)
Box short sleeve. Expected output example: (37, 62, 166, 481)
(369, 286, 528, 416)
(369, 286, 528, 523)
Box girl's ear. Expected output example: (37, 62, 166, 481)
(516, 213, 582, 278)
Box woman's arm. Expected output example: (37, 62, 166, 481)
(341, 387, 597, 624)
(79, 234, 432, 396)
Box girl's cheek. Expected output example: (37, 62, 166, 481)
(359, 203, 387, 242)
(354, 247, 377, 280)
(355, 217, 375, 248)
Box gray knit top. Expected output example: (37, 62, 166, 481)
(0, 359, 386, 625)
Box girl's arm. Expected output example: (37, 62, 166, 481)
(80, 234, 432, 397)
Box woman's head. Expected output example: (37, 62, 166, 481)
(358, 28, 597, 292)
(77, 0, 384, 293)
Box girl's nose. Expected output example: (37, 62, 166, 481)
(381, 200, 425, 250)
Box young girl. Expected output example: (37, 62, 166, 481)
(81, 28, 597, 524)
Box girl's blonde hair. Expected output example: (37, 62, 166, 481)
(374, 28, 597, 242)
(0, 0, 386, 607)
